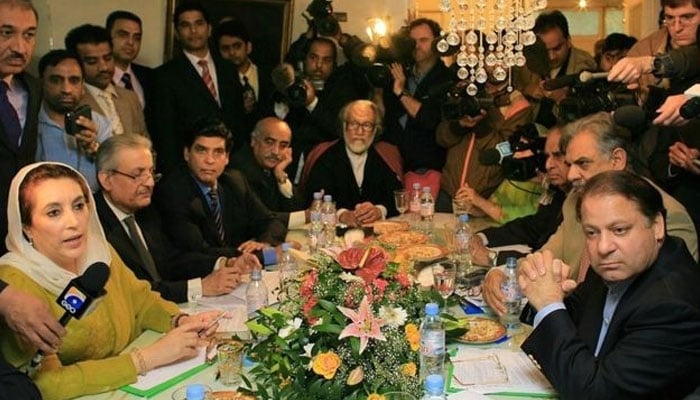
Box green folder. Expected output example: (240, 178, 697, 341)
(120, 362, 210, 398)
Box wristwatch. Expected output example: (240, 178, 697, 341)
(395, 89, 410, 99)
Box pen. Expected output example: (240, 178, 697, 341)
(197, 311, 226, 337)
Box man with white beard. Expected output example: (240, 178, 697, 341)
(304, 100, 403, 227)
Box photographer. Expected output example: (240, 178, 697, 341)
(273, 36, 361, 184)
(35, 50, 112, 191)
(435, 79, 533, 212)
(374, 18, 453, 195)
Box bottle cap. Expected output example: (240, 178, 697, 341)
(281, 242, 291, 252)
(313, 192, 322, 200)
(425, 302, 439, 316)
(425, 374, 444, 394)
(506, 256, 517, 269)
(323, 194, 332, 202)
(459, 214, 469, 223)
(413, 183, 421, 189)
(251, 269, 262, 280)
(185, 384, 206, 400)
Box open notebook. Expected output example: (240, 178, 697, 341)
(120, 331, 209, 398)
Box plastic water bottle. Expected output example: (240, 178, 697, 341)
(246, 269, 268, 314)
(279, 242, 297, 292)
(185, 384, 207, 400)
(409, 183, 422, 223)
(320, 194, 336, 245)
(308, 209, 324, 252)
(501, 257, 522, 331)
(421, 374, 446, 400)
(419, 303, 445, 380)
(454, 214, 472, 283)
(420, 187, 435, 235)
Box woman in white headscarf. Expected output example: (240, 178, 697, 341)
(0, 162, 217, 400)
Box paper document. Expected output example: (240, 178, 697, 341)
(451, 348, 555, 396)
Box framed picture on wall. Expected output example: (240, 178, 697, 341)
(165, 0, 294, 67)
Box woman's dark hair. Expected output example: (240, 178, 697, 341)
(19, 164, 90, 226)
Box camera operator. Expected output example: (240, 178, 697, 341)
(373, 18, 453, 195)
(273, 36, 362, 184)
(518, 10, 597, 128)
(435, 76, 533, 212)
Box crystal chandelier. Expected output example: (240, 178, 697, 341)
(436, 0, 548, 96)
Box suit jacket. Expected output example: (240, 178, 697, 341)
(81, 85, 148, 136)
(154, 165, 287, 255)
(131, 62, 154, 108)
(305, 140, 404, 216)
(148, 52, 245, 172)
(521, 237, 700, 399)
(541, 178, 698, 278)
(480, 187, 566, 263)
(229, 145, 304, 225)
(0, 72, 40, 254)
(94, 192, 219, 303)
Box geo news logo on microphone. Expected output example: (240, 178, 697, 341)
(59, 285, 87, 316)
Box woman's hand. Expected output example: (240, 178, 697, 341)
(138, 321, 210, 372)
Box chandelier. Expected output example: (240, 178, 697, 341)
(436, 0, 548, 96)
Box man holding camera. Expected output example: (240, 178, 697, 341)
(376, 18, 453, 194)
(35, 50, 112, 191)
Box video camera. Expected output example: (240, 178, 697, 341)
(479, 123, 546, 181)
(271, 63, 308, 107)
(439, 82, 517, 120)
(546, 71, 637, 122)
(303, 0, 340, 37)
(346, 28, 415, 89)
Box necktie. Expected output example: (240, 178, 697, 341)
(121, 72, 133, 90)
(124, 215, 161, 281)
(198, 59, 219, 103)
(98, 90, 124, 135)
(0, 81, 22, 151)
(208, 188, 226, 242)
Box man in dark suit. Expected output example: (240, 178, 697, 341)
(95, 134, 258, 303)
(106, 10, 153, 109)
(0, 0, 41, 255)
(230, 117, 306, 228)
(305, 100, 403, 226)
(155, 117, 287, 256)
(470, 127, 569, 266)
(149, 1, 245, 173)
(212, 19, 274, 136)
(519, 170, 700, 399)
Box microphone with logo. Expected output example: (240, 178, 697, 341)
(28, 262, 110, 374)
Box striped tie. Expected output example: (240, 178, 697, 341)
(198, 59, 218, 104)
(208, 187, 225, 242)
(121, 72, 133, 90)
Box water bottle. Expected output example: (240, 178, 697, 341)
(454, 214, 472, 284)
(246, 269, 268, 314)
(419, 303, 445, 380)
(320, 194, 336, 245)
(185, 384, 207, 400)
(279, 242, 297, 292)
(501, 257, 522, 331)
(420, 187, 435, 235)
(421, 374, 446, 400)
(409, 183, 422, 224)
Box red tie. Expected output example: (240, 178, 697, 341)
(198, 59, 218, 104)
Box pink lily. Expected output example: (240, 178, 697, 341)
(337, 296, 386, 354)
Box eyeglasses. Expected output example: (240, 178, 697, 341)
(345, 120, 376, 132)
(663, 13, 699, 27)
(111, 169, 162, 183)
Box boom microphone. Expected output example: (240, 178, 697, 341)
(613, 105, 647, 130)
(28, 262, 110, 372)
(579, 71, 608, 83)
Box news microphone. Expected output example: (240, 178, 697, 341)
(479, 141, 512, 165)
(613, 105, 647, 130)
(28, 262, 110, 372)
(579, 71, 608, 83)
(680, 97, 700, 119)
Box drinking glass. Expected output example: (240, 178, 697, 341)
(394, 190, 408, 219)
(432, 262, 456, 309)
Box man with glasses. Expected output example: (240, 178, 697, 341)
(304, 100, 403, 226)
(95, 134, 258, 303)
(155, 117, 286, 255)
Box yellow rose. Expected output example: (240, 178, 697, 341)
(405, 323, 420, 351)
(312, 351, 342, 379)
(367, 394, 386, 400)
(400, 362, 417, 377)
(346, 366, 364, 385)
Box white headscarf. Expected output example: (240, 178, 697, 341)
(0, 162, 111, 296)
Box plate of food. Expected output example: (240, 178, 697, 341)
(212, 391, 256, 400)
(366, 220, 410, 235)
(378, 230, 429, 247)
(396, 244, 446, 262)
(455, 317, 507, 344)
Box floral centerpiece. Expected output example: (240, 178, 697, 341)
(241, 246, 444, 399)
